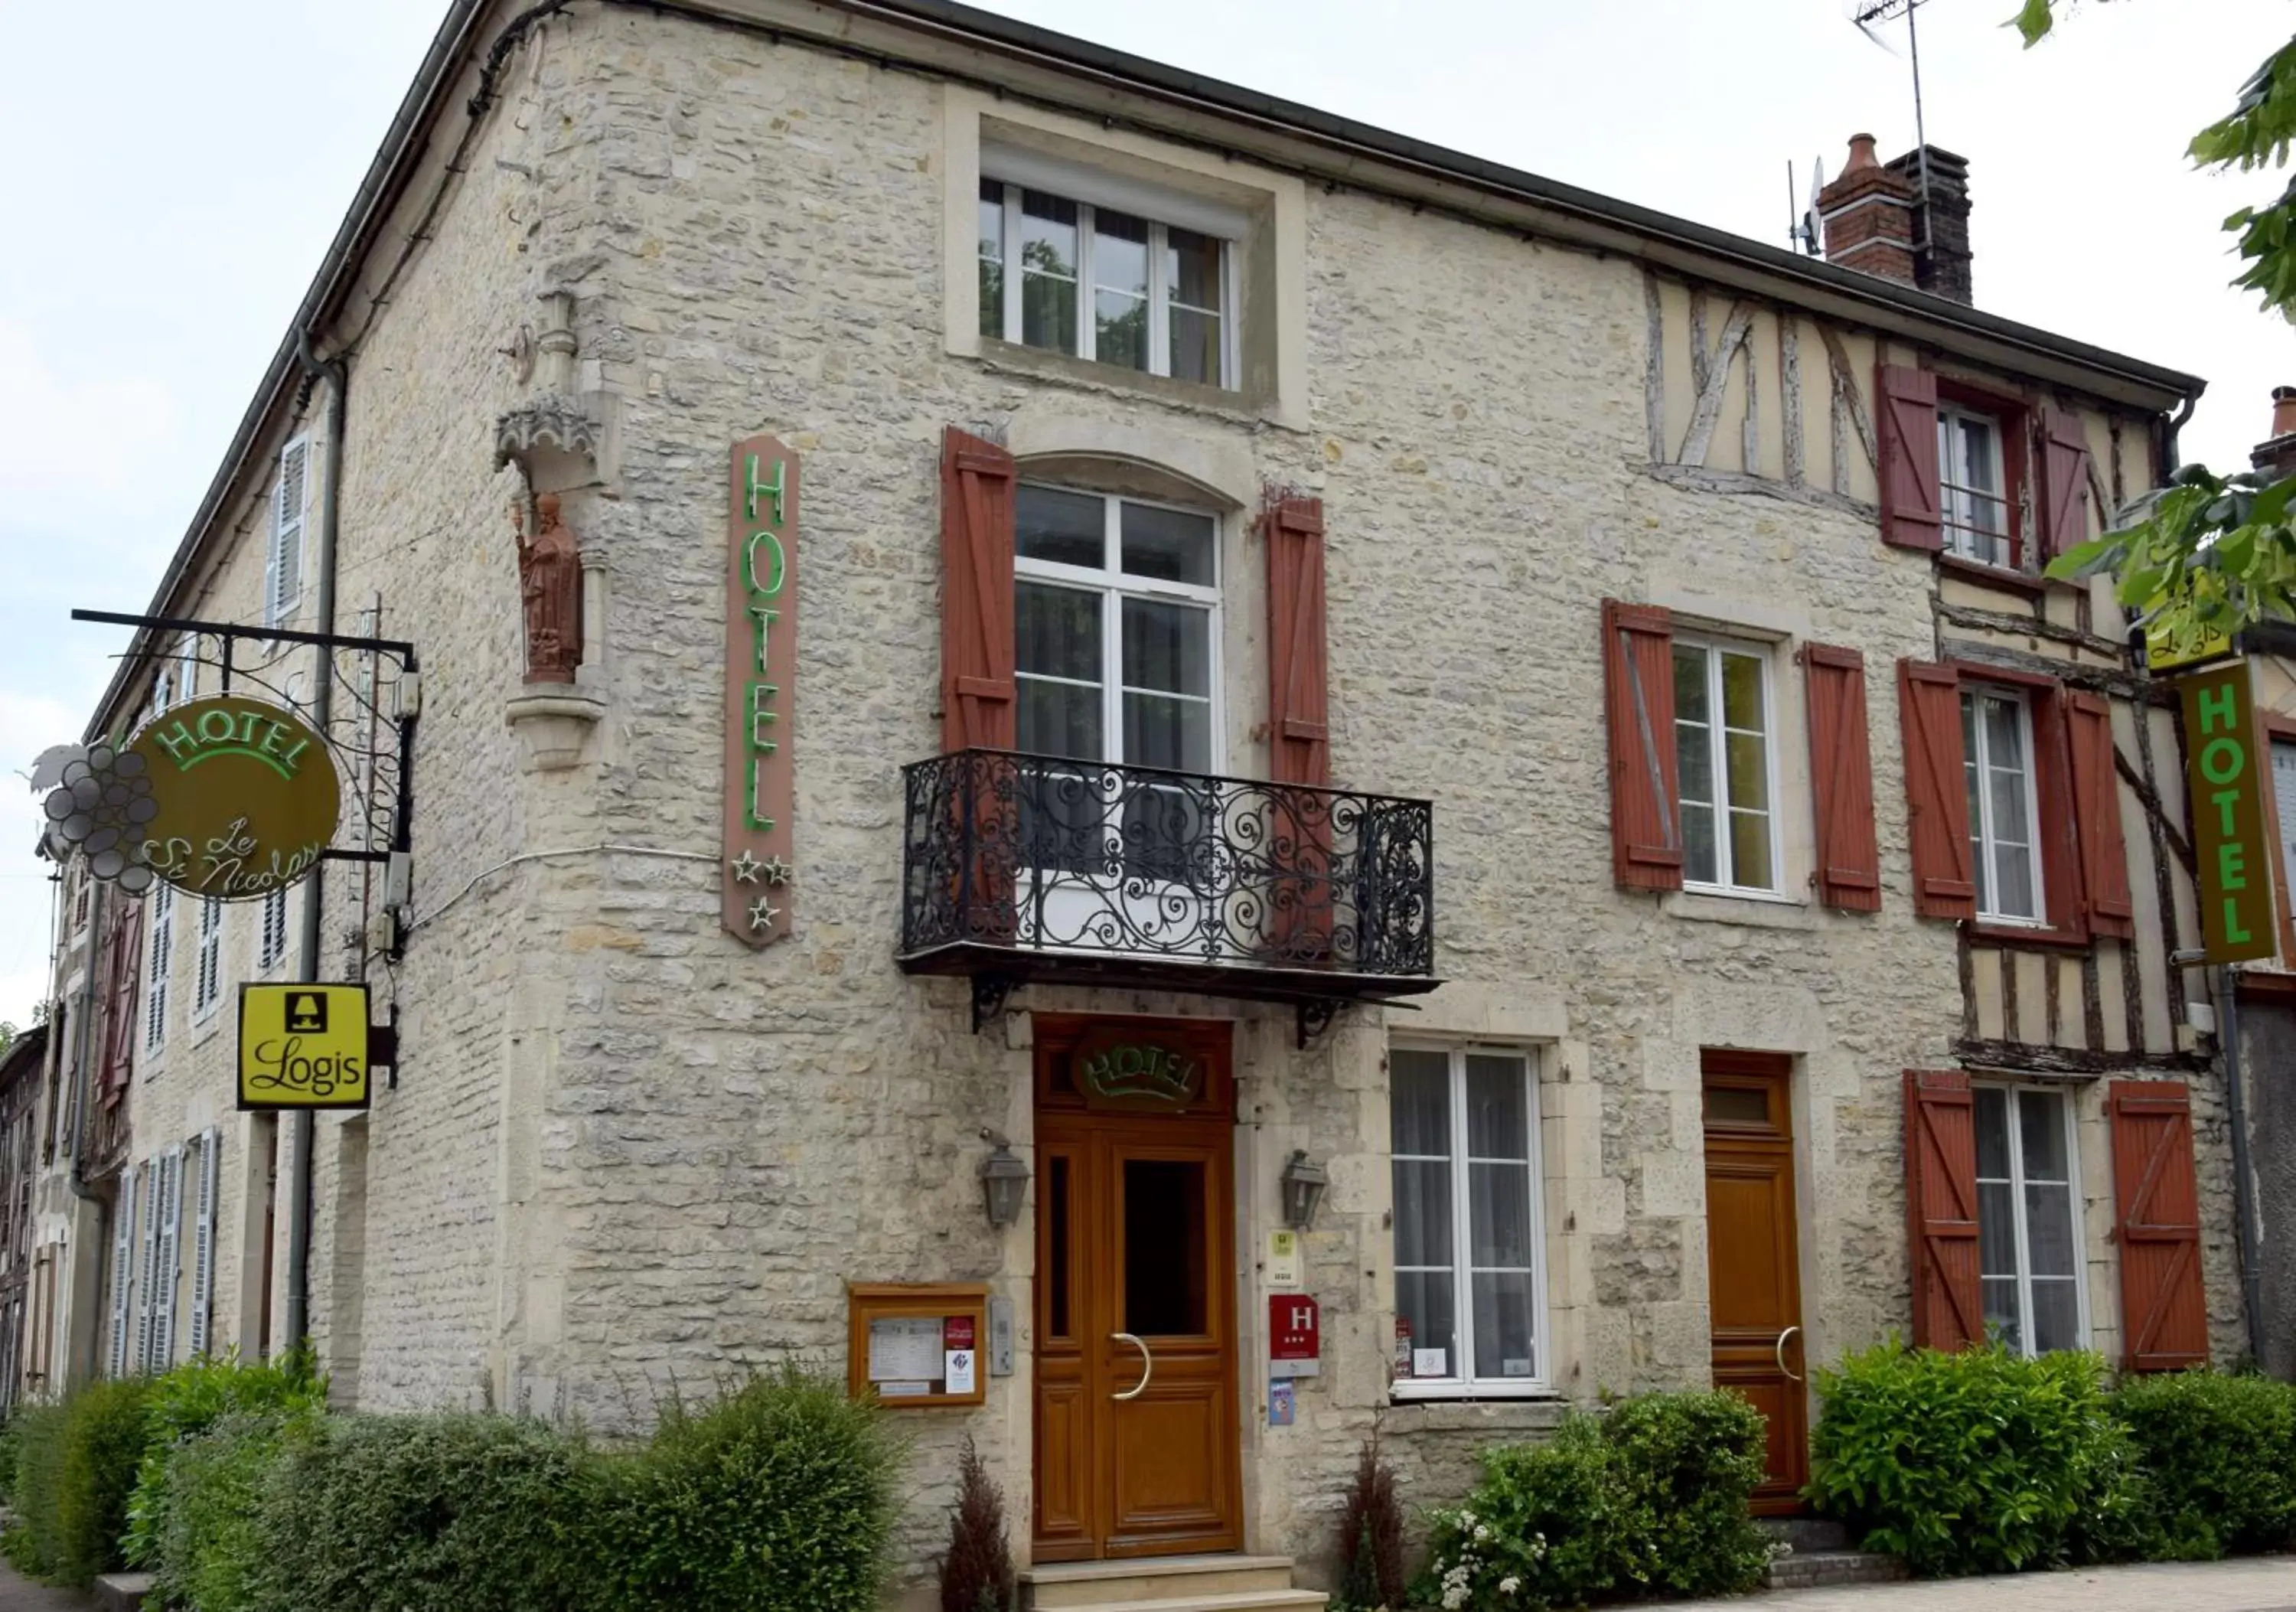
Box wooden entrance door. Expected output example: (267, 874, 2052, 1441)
(1701, 1050, 1808, 1512)
(1033, 1016, 1241, 1561)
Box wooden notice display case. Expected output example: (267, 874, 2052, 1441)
(846, 1283, 990, 1409)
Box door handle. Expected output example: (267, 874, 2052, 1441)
(1775, 1325, 1803, 1383)
(1112, 1332, 1152, 1401)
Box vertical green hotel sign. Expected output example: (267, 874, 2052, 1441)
(723, 436, 797, 948)
(2179, 661, 2278, 964)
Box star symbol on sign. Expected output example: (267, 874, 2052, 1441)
(730, 851, 762, 884)
(759, 856, 794, 887)
(748, 896, 782, 932)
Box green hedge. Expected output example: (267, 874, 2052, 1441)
(126, 1346, 328, 1574)
(1, 1379, 155, 1587)
(145, 1412, 310, 1612)
(2114, 1372, 2296, 1559)
(1419, 1390, 1772, 1610)
(1806, 1341, 2146, 1576)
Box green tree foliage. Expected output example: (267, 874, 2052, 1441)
(2018, 5, 2296, 649)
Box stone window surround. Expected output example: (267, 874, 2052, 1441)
(941, 86, 1309, 429)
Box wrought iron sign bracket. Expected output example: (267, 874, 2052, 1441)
(972, 976, 1016, 1036)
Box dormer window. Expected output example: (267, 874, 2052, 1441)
(977, 160, 1237, 389)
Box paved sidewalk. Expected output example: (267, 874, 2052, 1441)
(0, 1559, 87, 1612)
(1645, 1558, 2296, 1612)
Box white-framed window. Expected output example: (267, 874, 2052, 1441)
(267, 436, 311, 628)
(1390, 1044, 1548, 1395)
(978, 171, 1236, 388)
(191, 899, 223, 1022)
(143, 883, 174, 1054)
(1937, 406, 2011, 567)
(2272, 739, 2296, 907)
(1962, 687, 2044, 923)
(1975, 1084, 2087, 1356)
(259, 888, 290, 974)
(1671, 638, 1779, 895)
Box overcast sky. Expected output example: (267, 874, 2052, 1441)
(0, 0, 2288, 1026)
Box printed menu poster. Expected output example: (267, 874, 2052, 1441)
(867, 1316, 944, 1388)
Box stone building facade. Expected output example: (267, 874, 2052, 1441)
(10, 0, 2253, 1601)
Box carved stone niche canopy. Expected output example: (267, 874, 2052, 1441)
(495, 289, 615, 494)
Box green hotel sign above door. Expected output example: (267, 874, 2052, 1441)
(2179, 661, 2279, 964)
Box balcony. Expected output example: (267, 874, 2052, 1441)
(899, 749, 1438, 1039)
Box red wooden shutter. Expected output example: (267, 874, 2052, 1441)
(2065, 691, 2135, 939)
(2038, 409, 2094, 562)
(1804, 644, 1881, 912)
(939, 427, 1017, 753)
(2109, 1081, 2210, 1371)
(1896, 660, 1976, 919)
(1905, 1069, 1985, 1352)
(1877, 365, 1942, 553)
(1602, 601, 1681, 892)
(96, 901, 143, 1108)
(1264, 494, 1331, 788)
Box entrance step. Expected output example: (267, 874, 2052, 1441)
(1764, 1549, 1911, 1591)
(1021, 1554, 1321, 1611)
(1758, 1516, 1852, 1555)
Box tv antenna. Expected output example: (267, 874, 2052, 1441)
(1787, 155, 1825, 256)
(1846, 0, 1935, 250)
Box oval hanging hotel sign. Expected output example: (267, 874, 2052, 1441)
(127, 695, 340, 900)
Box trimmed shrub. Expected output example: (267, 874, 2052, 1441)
(148, 1411, 312, 1612)
(126, 1346, 328, 1572)
(1806, 1340, 2140, 1576)
(2114, 1371, 2296, 1559)
(1420, 1389, 1770, 1610)
(938, 1435, 1015, 1612)
(1332, 1437, 1406, 1612)
(248, 1411, 598, 1612)
(46, 1378, 156, 1585)
(2, 1399, 70, 1578)
(1603, 1389, 1773, 1598)
(599, 1365, 901, 1612)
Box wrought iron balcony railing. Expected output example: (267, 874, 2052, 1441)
(899, 749, 1437, 1015)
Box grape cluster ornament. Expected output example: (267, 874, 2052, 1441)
(40, 744, 158, 894)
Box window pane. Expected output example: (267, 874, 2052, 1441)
(1720, 652, 1764, 733)
(1979, 1180, 2018, 1278)
(1961, 418, 1998, 494)
(1465, 1055, 1530, 1160)
(2018, 1090, 2069, 1181)
(1676, 720, 1714, 808)
(1393, 1159, 1453, 1267)
(1994, 843, 2037, 920)
(1120, 503, 1215, 586)
(1395, 1270, 1456, 1376)
(1473, 1271, 1538, 1380)
(1019, 190, 1078, 354)
(1122, 693, 1210, 772)
(1984, 697, 2026, 772)
(2029, 1278, 2081, 1354)
(1120, 599, 1210, 696)
(1019, 680, 1101, 761)
(1124, 1159, 1207, 1336)
(1047, 1154, 1071, 1339)
(978, 181, 1005, 339)
(1017, 485, 1105, 569)
(1674, 646, 1709, 727)
(1016, 582, 1101, 681)
(1469, 1162, 1532, 1267)
(1724, 732, 1769, 812)
(1728, 809, 1774, 890)
(1975, 1087, 2011, 1179)
(1168, 227, 1223, 385)
(1983, 1276, 2022, 1351)
(1391, 1049, 1451, 1154)
(1170, 307, 1221, 386)
(1094, 210, 1150, 371)
(1681, 801, 1718, 886)
(2024, 1182, 2077, 1277)
(2274, 742, 2296, 899)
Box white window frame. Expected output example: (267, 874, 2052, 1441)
(980, 170, 1240, 390)
(191, 899, 224, 1023)
(267, 436, 311, 628)
(143, 884, 174, 1056)
(1389, 1043, 1551, 1399)
(1937, 404, 2011, 567)
(1964, 686, 2047, 926)
(1974, 1082, 2090, 1358)
(1672, 635, 1783, 898)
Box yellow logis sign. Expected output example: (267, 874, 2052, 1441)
(237, 984, 370, 1111)
(128, 695, 339, 900)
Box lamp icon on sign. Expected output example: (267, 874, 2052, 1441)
(285, 993, 328, 1035)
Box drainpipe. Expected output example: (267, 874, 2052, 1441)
(282, 336, 347, 1356)
(2216, 968, 2268, 1366)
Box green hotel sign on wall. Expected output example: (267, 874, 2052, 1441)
(2179, 661, 2278, 964)
(722, 434, 798, 948)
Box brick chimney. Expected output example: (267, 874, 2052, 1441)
(1817, 134, 1916, 285)
(2253, 386, 2296, 479)
(1886, 145, 1973, 305)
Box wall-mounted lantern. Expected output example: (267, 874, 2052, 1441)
(980, 1128, 1030, 1229)
(1280, 1148, 1329, 1230)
